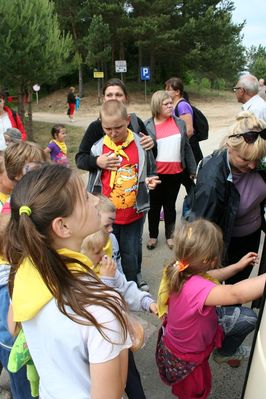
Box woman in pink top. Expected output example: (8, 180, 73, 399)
(156, 219, 266, 399)
(145, 91, 196, 250)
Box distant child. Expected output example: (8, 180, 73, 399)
(75, 93, 80, 112)
(44, 124, 69, 167)
(67, 87, 76, 121)
(156, 219, 265, 399)
(5, 164, 131, 398)
(4, 127, 22, 146)
(0, 213, 34, 399)
(88, 100, 159, 286)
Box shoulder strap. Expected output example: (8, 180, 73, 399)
(130, 112, 140, 134)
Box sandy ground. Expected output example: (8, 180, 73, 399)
(0, 93, 258, 399)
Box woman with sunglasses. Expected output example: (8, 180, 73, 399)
(188, 111, 266, 284)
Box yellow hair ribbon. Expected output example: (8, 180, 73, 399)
(19, 206, 32, 217)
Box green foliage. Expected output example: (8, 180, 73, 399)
(85, 15, 111, 68)
(0, 0, 73, 90)
(247, 45, 266, 79)
(200, 78, 211, 89)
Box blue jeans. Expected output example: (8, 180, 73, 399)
(0, 284, 34, 399)
(0, 344, 34, 399)
(113, 217, 144, 282)
(217, 306, 257, 355)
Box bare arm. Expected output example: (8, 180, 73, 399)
(179, 113, 194, 138)
(208, 252, 258, 281)
(205, 274, 266, 307)
(44, 147, 51, 154)
(90, 349, 128, 399)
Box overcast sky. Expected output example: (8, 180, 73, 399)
(232, 0, 266, 48)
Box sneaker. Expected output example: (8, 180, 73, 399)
(137, 274, 150, 292)
(213, 345, 251, 368)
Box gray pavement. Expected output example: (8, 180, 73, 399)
(0, 101, 259, 397)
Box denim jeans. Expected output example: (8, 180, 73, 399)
(0, 344, 34, 399)
(216, 306, 257, 355)
(0, 284, 35, 399)
(113, 217, 144, 282)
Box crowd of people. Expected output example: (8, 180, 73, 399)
(0, 74, 266, 399)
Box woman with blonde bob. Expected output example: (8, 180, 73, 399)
(145, 90, 196, 250)
(188, 111, 266, 283)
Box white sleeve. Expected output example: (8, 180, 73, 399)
(85, 304, 131, 364)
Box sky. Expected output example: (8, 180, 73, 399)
(232, 0, 266, 48)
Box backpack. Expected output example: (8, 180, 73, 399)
(175, 99, 209, 141)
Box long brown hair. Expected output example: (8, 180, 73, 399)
(5, 164, 128, 341)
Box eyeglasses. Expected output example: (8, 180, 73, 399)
(233, 87, 242, 92)
(228, 129, 266, 144)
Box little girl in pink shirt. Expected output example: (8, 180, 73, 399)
(156, 219, 265, 399)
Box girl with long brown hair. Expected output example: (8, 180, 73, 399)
(5, 164, 131, 399)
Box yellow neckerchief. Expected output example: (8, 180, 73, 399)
(157, 270, 220, 318)
(52, 139, 67, 155)
(0, 255, 8, 265)
(0, 192, 10, 205)
(103, 129, 134, 188)
(12, 248, 94, 322)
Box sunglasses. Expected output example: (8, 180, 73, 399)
(228, 129, 266, 144)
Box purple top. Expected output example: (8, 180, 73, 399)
(173, 100, 193, 117)
(47, 141, 69, 167)
(232, 171, 266, 237)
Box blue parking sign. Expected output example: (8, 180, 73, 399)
(141, 66, 150, 81)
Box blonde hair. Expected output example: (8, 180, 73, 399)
(0, 213, 10, 255)
(81, 229, 108, 258)
(224, 111, 266, 161)
(0, 155, 5, 174)
(97, 194, 116, 214)
(5, 141, 47, 180)
(100, 99, 128, 122)
(165, 219, 223, 295)
(150, 90, 171, 118)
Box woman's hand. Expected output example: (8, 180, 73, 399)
(99, 255, 117, 277)
(96, 152, 121, 170)
(139, 133, 154, 150)
(145, 176, 161, 190)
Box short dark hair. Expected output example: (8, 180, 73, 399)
(165, 77, 184, 95)
(102, 78, 128, 99)
(51, 124, 65, 139)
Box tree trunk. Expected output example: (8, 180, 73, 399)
(27, 89, 33, 141)
(138, 45, 143, 83)
(78, 64, 84, 97)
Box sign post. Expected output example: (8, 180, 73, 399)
(115, 60, 127, 81)
(140, 67, 151, 103)
(93, 70, 104, 104)
(32, 84, 40, 104)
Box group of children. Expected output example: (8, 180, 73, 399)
(0, 98, 265, 399)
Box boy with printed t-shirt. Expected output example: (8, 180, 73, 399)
(88, 100, 159, 284)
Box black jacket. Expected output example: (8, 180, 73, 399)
(188, 149, 240, 250)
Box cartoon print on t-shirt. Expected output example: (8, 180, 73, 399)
(110, 164, 138, 209)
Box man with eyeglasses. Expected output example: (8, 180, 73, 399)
(233, 74, 266, 121)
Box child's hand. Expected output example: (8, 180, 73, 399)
(235, 252, 258, 271)
(145, 176, 161, 190)
(149, 302, 158, 315)
(99, 255, 117, 277)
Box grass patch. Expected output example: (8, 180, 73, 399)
(31, 121, 84, 168)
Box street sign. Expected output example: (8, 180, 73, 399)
(140, 67, 150, 81)
(115, 60, 127, 73)
(33, 84, 40, 92)
(93, 71, 104, 78)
